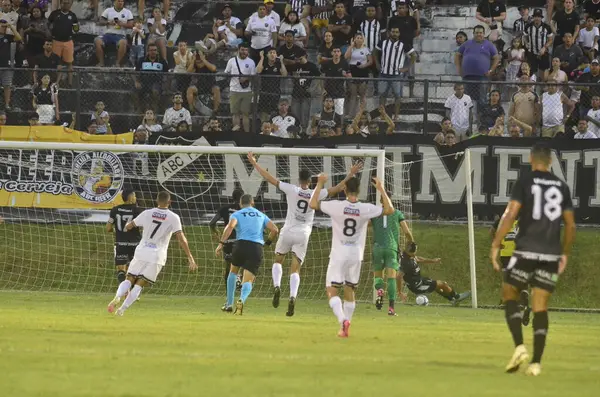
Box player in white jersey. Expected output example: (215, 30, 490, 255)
(107, 191, 197, 316)
(310, 175, 393, 337)
(247, 152, 361, 316)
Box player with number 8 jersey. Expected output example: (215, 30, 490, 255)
(247, 152, 361, 317)
(310, 174, 394, 337)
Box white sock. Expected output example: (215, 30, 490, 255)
(290, 273, 300, 298)
(343, 301, 356, 323)
(272, 263, 283, 288)
(115, 279, 131, 299)
(119, 285, 142, 311)
(328, 296, 345, 324)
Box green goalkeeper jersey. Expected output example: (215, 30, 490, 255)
(371, 209, 405, 252)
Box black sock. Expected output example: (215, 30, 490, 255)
(505, 300, 524, 346)
(437, 289, 459, 301)
(117, 270, 126, 283)
(389, 299, 395, 309)
(532, 311, 549, 363)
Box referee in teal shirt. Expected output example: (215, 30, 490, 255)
(216, 194, 279, 315)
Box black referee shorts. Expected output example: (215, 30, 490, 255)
(232, 240, 264, 276)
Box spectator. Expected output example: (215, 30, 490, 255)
(479, 89, 504, 130)
(257, 48, 287, 121)
(523, 9, 553, 80)
(445, 130, 457, 146)
(146, 7, 167, 61)
(584, 0, 600, 22)
(291, 53, 320, 132)
(0, 0, 19, 41)
(270, 99, 299, 138)
(434, 118, 454, 143)
(28, 112, 40, 126)
(311, 96, 342, 137)
(475, 0, 506, 43)
(387, 1, 418, 55)
(130, 17, 145, 66)
(87, 121, 98, 134)
(279, 10, 307, 48)
(133, 126, 148, 145)
(359, 5, 382, 94)
(0, 18, 21, 110)
(260, 120, 275, 135)
(245, 3, 278, 64)
(224, 43, 256, 132)
(172, 41, 192, 88)
(554, 32, 584, 78)
(47, 0, 78, 87)
(138, 109, 162, 135)
(214, 4, 243, 49)
(317, 30, 334, 64)
(186, 50, 219, 116)
(278, 30, 306, 72)
(24, 0, 48, 13)
(541, 83, 573, 137)
(95, 0, 134, 67)
(32, 39, 61, 86)
(321, 46, 350, 115)
(0, 110, 6, 124)
(134, 43, 169, 111)
(455, 25, 500, 108)
(578, 16, 599, 62)
(285, 0, 312, 42)
(513, 6, 531, 38)
(354, 104, 394, 135)
(91, 100, 109, 134)
(585, 95, 600, 137)
(163, 92, 192, 131)
(250, 0, 281, 29)
(517, 61, 537, 82)
(509, 75, 539, 137)
(505, 37, 525, 83)
(508, 120, 522, 137)
(328, 2, 352, 52)
(544, 57, 568, 85)
(137, 0, 169, 20)
(574, 119, 598, 138)
(202, 116, 222, 132)
(508, 115, 532, 136)
(311, 0, 333, 47)
(455, 31, 467, 51)
(576, 58, 600, 120)
(444, 83, 474, 141)
(488, 115, 505, 136)
(32, 74, 58, 124)
(376, 26, 414, 121)
(345, 32, 372, 117)
(175, 120, 189, 135)
(23, 6, 49, 65)
(552, 0, 579, 49)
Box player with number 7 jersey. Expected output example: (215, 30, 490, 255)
(247, 152, 362, 317)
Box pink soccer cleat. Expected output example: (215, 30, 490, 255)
(337, 320, 351, 338)
(107, 297, 120, 313)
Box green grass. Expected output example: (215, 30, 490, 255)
(0, 292, 599, 397)
(1, 223, 598, 307)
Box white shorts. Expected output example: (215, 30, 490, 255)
(325, 257, 362, 287)
(127, 258, 163, 284)
(275, 230, 310, 262)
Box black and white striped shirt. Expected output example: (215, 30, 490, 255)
(289, 0, 313, 16)
(376, 38, 414, 75)
(524, 22, 553, 55)
(360, 18, 382, 51)
(312, 0, 332, 20)
(513, 17, 531, 34)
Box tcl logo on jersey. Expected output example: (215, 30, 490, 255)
(242, 212, 260, 217)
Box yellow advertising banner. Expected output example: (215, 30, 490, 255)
(0, 127, 133, 209)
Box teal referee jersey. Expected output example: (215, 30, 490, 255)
(231, 207, 270, 245)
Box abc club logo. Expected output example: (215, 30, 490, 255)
(72, 151, 124, 203)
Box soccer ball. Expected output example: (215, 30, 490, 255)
(415, 295, 429, 306)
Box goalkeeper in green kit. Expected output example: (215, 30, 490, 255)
(371, 202, 414, 316)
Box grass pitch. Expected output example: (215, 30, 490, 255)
(1, 293, 599, 397)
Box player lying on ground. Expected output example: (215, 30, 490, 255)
(209, 188, 244, 297)
(490, 143, 576, 376)
(371, 197, 414, 316)
(248, 152, 362, 316)
(490, 219, 532, 326)
(107, 191, 198, 316)
(106, 189, 142, 286)
(216, 193, 279, 315)
(310, 175, 393, 337)
(398, 242, 471, 305)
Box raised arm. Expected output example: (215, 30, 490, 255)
(326, 162, 362, 196)
(247, 152, 279, 187)
(373, 177, 394, 215)
(309, 173, 328, 210)
(176, 231, 197, 271)
(399, 220, 414, 243)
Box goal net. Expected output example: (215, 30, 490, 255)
(0, 142, 416, 303)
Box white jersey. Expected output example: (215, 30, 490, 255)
(132, 208, 182, 265)
(245, 15, 277, 49)
(320, 200, 383, 261)
(279, 182, 327, 234)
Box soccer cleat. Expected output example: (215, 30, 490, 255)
(520, 290, 531, 326)
(388, 307, 397, 316)
(375, 289, 384, 310)
(286, 297, 296, 317)
(236, 276, 242, 291)
(522, 306, 532, 326)
(338, 320, 351, 338)
(115, 308, 125, 317)
(221, 304, 233, 313)
(505, 344, 529, 373)
(525, 363, 542, 376)
(272, 286, 281, 308)
(452, 291, 472, 306)
(234, 299, 244, 316)
(107, 297, 120, 313)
